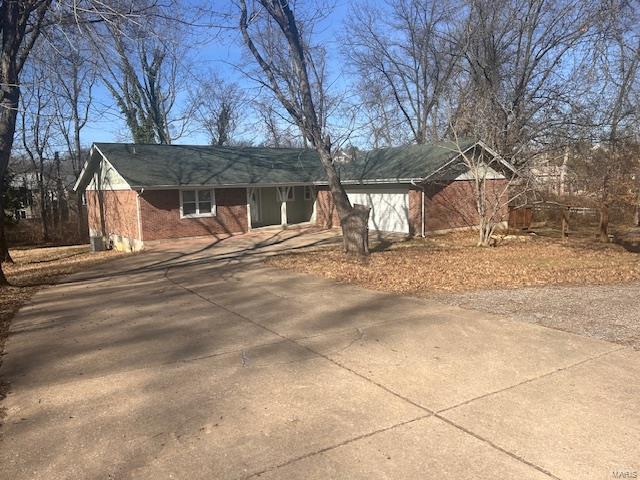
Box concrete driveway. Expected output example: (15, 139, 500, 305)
(1, 229, 638, 480)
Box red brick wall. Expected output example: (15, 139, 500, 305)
(316, 180, 509, 234)
(408, 189, 422, 236)
(315, 186, 341, 228)
(86, 189, 139, 239)
(139, 188, 248, 241)
(423, 179, 509, 232)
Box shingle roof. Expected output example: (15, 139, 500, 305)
(87, 140, 477, 189)
(337, 141, 475, 182)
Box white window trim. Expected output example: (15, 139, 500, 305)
(180, 188, 216, 218)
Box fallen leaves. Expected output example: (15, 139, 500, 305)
(266, 232, 640, 295)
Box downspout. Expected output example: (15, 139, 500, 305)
(410, 180, 426, 237)
(136, 188, 145, 247)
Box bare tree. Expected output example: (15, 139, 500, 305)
(193, 75, 245, 146)
(238, 0, 370, 256)
(446, 126, 531, 246)
(0, 0, 50, 283)
(454, 0, 597, 163)
(591, 0, 640, 240)
(0, 0, 169, 284)
(253, 98, 304, 148)
(51, 33, 96, 238)
(96, 17, 189, 144)
(20, 60, 57, 242)
(345, 0, 461, 145)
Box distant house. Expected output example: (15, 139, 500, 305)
(529, 148, 576, 196)
(9, 171, 38, 221)
(73, 141, 512, 251)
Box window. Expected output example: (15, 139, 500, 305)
(304, 185, 313, 200)
(180, 189, 216, 218)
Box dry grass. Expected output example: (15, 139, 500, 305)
(267, 232, 640, 295)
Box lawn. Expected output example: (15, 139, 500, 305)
(266, 232, 640, 295)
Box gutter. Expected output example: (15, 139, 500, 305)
(126, 178, 428, 190)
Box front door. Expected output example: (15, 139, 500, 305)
(249, 188, 261, 225)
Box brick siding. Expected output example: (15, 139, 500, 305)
(315, 186, 341, 228)
(86, 189, 139, 240)
(139, 188, 248, 241)
(423, 179, 509, 232)
(408, 189, 422, 236)
(316, 180, 508, 234)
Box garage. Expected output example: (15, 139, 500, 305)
(347, 187, 410, 234)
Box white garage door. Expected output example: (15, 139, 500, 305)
(347, 188, 409, 233)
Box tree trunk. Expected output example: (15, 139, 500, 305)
(76, 193, 86, 240)
(342, 204, 370, 258)
(0, 74, 20, 286)
(599, 202, 609, 243)
(561, 206, 570, 242)
(0, 184, 14, 264)
(317, 148, 370, 256)
(55, 151, 68, 232)
(0, 232, 13, 264)
(39, 187, 50, 242)
(0, 257, 8, 286)
(478, 221, 494, 247)
(634, 193, 640, 228)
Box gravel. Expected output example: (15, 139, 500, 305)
(434, 282, 640, 349)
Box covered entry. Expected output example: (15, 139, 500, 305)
(347, 187, 409, 234)
(248, 186, 315, 229)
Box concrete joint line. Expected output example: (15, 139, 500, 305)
(241, 413, 433, 480)
(437, 345, 628, 415)
(434, 414, 562, 480)
(163, 266, 605, 480)
(163, 267, 435, 415)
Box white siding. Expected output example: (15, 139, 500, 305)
(347, 187, 409, 234)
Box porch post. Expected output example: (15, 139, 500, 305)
(310, 186, 317, 224)
(246, 187, 252, 231)
(281, 196, 287, 227)
(278, 186, 288, 227)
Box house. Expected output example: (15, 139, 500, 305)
(73, 140, 511, 251)
(9, 171, 37, 221)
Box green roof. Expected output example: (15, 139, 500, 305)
(86, 140, 477, 189)
(338, 141, 474, 182)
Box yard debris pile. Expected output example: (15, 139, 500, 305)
(267, 233, 640, 294)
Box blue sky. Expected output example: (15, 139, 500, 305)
(82, 0, 356, 147)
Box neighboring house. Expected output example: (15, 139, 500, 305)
(73, 141, 512, 251)
(529, 149, 576, 196)
(9, 171, 38, 220)
(9, 159, 80, 222)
